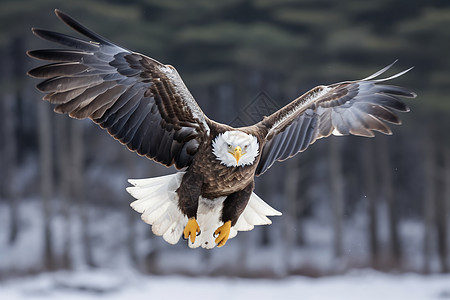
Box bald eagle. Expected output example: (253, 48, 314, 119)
(28, 10, 416, 249)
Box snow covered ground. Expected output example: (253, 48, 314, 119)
(1, 269, 449, 300)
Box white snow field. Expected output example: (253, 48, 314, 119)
(1, 269, 449, 300)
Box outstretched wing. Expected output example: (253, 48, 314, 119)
(28, 9, 209, 169)
(255, 61, 416, 175)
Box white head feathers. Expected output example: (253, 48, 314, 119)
(212, 131, 259, 167)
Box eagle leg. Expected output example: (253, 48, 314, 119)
(214, 221, 231, 247)
(184, 217, 201, 243)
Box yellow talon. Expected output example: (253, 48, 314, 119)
(214, 221, 231, 247)
(184, 217, 200, 244)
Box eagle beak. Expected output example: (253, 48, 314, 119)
(231, 146, 242, 164)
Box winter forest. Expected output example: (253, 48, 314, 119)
(1, 0, 450, 298)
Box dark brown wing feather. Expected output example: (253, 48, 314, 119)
(28, 9, 209, 169)
(256, 62, 416, 175)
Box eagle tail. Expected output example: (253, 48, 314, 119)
(127, 172, 282, 248)
(127, 173, 187, 245)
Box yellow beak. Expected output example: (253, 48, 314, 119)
(230, 146, 242, 164)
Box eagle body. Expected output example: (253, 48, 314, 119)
(188, 123, 265, 198)
(28, 10, 416, 248)
(138, 123, 271, 248)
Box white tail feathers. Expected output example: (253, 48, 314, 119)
(127, 172, 281, 249)
(128, 173, 186, 245)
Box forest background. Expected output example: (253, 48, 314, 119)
(0, 0, 449, 278)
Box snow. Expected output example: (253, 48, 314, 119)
(1, 199, 444, 277)
(1, 269, 449, 300)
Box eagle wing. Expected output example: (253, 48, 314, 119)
(28, 9, 209, 169)
(255, 62, 416, 175)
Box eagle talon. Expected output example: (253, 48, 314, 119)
(196, 230, 202, 237)
(214, 221, 232, 248)
(184, 217, 200, 244)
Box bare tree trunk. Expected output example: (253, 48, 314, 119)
(284, 158, 300, 247)
(436, 145, 449, 273)
(329, 137, 343, 258)
(362, 139, 379, 268)
(37, 101, 55, 270)
(281, 158, 300, 274)
(56, 115, 72, 269)
(124, 149, 139, 268)
(2, 38, 24, 246)
(71, 121, 94, 267)
(2, 93, 19, 244)
(444, 146, 450, 273)
(377, 137, 401, 269)
(423, 130, 436, 274)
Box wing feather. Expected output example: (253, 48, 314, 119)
(32, 28, 100, 51)
(28, 10, 210, 169)
(256, 62, 416, 175)
(28, 62, 90, 78)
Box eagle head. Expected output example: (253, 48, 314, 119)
(212, 131, 259, 167)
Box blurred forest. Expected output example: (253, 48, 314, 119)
(0, 0, 449, 278)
